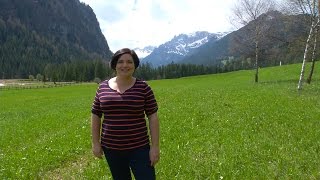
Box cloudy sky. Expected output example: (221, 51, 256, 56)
(80, 0, 236, 52)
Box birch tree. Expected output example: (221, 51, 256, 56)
(287, 0, 320, 90)
(231, 0, 275, 83)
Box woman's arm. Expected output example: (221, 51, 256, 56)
(91, 113, 103, 158)
(148, 112, 160, 166)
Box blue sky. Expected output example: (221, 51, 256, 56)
(80, 0, 235, 52)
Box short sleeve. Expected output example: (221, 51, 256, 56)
(91, 87, 103, 118)
(144, 82, 158, 116)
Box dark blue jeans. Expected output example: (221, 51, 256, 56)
(102, 145, 155, 180)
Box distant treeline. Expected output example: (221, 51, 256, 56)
(35, 61, 224, 82)
(26, 59, 256, 83)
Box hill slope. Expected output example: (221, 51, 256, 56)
(181, 11, 312, 67)
(0, 0, 113, 78)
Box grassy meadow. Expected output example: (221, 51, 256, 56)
(0, 63, 319, 179)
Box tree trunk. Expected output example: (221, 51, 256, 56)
(255, 39, 259, 83)
(306, 16, 320, 84)
(297, 20, 315, 90)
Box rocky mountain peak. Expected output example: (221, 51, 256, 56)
(142, 31, 229, 67)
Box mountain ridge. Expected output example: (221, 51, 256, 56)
(139, 11, 312, 68)
(142, 31, 229, 67)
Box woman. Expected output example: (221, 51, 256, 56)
(91, 48, 160, 180)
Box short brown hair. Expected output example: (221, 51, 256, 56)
(110, 48, 140, 70)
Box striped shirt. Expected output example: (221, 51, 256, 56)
(91, 79, 158, 150)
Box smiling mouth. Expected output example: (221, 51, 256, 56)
(120, 69, 131, 72)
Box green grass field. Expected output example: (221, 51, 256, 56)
(0, 63, 319, 179)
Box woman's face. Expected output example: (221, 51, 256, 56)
(116, 53, 135, 77)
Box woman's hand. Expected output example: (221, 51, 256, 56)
(92, 143, 103, 158)
(148, 112, 160, 166)
(149, 146, 160, 166)
(91, 114, 103, 158)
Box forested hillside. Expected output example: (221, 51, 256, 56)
(0, 0, 113, 79)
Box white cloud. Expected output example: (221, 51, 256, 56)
(81, 0, 236, 52)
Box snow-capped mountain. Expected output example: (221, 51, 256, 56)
(142, 31, 229, 67)
(133, 46, 156, 59)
